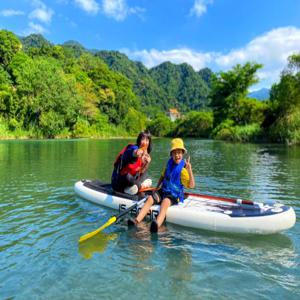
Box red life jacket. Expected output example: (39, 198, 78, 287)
(114, 144, 142, 176)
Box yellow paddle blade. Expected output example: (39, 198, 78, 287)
(79, 216, 117, 243)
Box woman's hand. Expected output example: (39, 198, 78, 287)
(143, 153, 151, 164)
(135, 148, 144, 157)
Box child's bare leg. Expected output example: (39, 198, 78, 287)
(136, 196, 154, 223)
(156, 198, 172, 227)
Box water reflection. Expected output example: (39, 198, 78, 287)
(78, 232, 118, 259)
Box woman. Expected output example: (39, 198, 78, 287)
(111, 131, 152, 195)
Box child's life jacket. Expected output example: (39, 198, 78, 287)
(161, 158, 185, 202)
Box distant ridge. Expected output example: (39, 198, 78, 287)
(248, 88, 270, 100)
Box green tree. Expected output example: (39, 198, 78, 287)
(0, 30, 22, 67)
(9, 54, 82, 137)
(0, 65, 16, 120)
(121, 107, 147, 135)
(232, 98, 268, 125)
(268, 53, 300, 144)
(78, 53, 138, 125)
(210, 62, 262, 125)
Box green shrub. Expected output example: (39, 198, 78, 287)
(147, 113, 174, 137)
(231, 123, 263, 142)
(8, 118, 20, 131)
(212, 120, 263, 142)
(73, 119, 91, 137)
(173, 111, 213, 137)
(0, 117, 10, 137)
(269, 108, 300, 145)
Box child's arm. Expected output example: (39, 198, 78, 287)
(185, 156, 195, 188)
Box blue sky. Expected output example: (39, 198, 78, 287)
(1, 0, 300, 90)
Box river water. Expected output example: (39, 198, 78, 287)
(0, 138, 299, 299)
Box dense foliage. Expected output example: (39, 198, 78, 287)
(0, 30, 142, 138)
(267, 53, 300, 144)
(0, 30, 299, 144)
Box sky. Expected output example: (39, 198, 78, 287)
(1, 0, 300, 90)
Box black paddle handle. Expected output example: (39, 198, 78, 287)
(116, 197, 147, 221)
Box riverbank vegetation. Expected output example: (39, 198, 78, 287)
(0, 30, 299, 144)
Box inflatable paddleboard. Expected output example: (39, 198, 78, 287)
(75, 180, 296, 234)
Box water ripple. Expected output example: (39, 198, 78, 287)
(1, 139, 300, 299)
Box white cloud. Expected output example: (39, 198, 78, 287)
(190, 0, 213, 17)
(29, 8, 54, 24)
(102, 0, 144, 21)
(124, 27, 300, 88)
(74, 0, 100, 14)
(215, 27, 300, 67)
(28, 1, 54, 24)
(124, 48, 214, 71)
(0, 9, 25, 17)
(25, 22, 47, 35)
(215, 27, 300, 87)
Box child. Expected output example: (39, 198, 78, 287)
(129, 138, 195, 232)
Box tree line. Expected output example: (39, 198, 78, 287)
(0, 30, 299, 144)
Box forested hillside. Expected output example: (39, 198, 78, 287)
(96, 51, 212, 113)
(1, 30, 143, 138)
(96, 50, 167, 114)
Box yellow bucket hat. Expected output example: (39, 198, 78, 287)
(170, 138, 187, 154)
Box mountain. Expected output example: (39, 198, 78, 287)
(248, 88, 270, 100)
(20, 34, 52, 51)
(95, 51, 167, 109)
(97, 51, 212, 112)
(61, 40, 87, 57)
(150, 61, 211, 110)
(198, 67, 213, 88)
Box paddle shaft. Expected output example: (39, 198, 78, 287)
(79, 196, 148, 243)
(116, 197, 147, 220)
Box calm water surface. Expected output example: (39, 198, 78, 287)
(0, 138, 299, 299)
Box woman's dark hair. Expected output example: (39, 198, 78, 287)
(136, 131, 152, 154)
